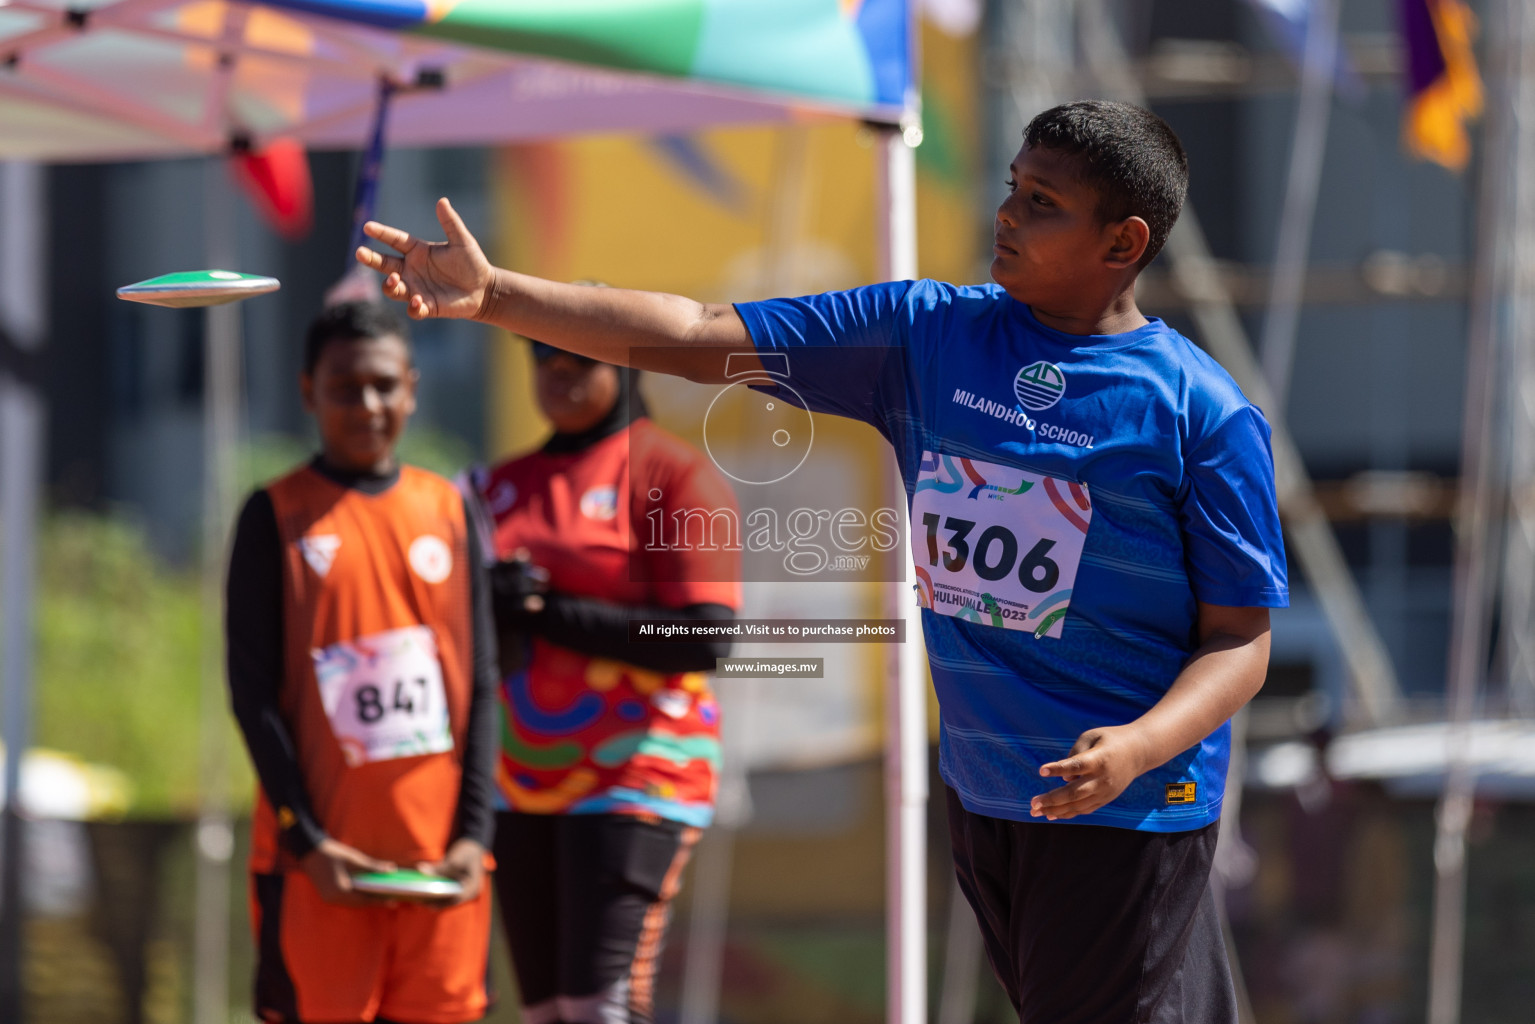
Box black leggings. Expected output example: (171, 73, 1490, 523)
(492, 811, 701, 1024)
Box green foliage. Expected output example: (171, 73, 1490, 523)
(398, 426, 477, 480)
(30, 512, 252, 818)
(239, 432, 311, 494)
(27, 420, 478, 820)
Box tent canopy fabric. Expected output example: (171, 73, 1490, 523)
(0, 0, 912, 161)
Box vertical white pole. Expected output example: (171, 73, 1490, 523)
(0, 160, 45, 1024)
(1429, 2, 1520, 1021)
(194, 155, 239, 1024)
(875, 124, 927, 1024)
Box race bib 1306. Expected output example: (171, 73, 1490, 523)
(910, 451, 1092, 639)
(312, 625, 454, 766)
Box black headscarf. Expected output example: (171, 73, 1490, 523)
(540, 364, 650, 454)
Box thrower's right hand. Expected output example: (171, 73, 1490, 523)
(356, 197, 494, 322)
(301, 837, 397, 907)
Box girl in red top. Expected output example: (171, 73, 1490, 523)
(473, 342, 741, 1024)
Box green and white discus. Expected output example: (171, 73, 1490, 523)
(351, 869, 463, 900)
(116, 269, 280, 308)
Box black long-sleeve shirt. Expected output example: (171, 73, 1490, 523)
(225, 459, 498, 860)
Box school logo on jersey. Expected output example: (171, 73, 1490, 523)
(580, 486, 619, 521)
(408, 535, 453, 584)
(297, 534, 342, 578)
(1014, 361, 1066, 412)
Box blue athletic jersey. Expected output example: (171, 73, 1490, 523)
(737, 280, 1288, 832)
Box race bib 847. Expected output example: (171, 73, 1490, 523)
(911, 452, 1092, 639)
(312, 625, 454, 766)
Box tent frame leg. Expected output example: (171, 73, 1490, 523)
(875, 125, 927, 1024)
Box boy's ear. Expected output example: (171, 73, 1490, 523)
(299, 372, 316, 414)
(1105, 216, 1151, 270)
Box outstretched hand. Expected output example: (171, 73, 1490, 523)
(1030, 725, 1151, 821)
(355, 197, 494, 321)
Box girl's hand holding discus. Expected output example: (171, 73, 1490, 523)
(356, 197, 494, 321)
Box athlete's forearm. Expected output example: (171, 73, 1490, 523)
(231, 700, 329, 856)
(452, 671, 498, 849)
(520, 596, 734, 673)
(453, 514, 499, 849)
(478, 269, 757, 383)
(1128, 607, 1270, 773)
(226, 491, 327, 858)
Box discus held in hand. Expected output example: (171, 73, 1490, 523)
(351, 869, 464, 901)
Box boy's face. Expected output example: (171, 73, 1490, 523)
(991, 144, 1146, 310)
(301, 333, 417, 473)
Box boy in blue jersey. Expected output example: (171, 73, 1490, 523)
(357, 100, 1286, 1023)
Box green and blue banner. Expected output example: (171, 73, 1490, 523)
(264, 0, 911, 110)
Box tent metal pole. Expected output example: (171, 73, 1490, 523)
(875, 124, 927, 1024)
(193, 155, 239, 1024)
(1491, 0, 1535, 712)
(0, 159, 45, 1024)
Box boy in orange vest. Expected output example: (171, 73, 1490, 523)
(226, 301, 498, 1024)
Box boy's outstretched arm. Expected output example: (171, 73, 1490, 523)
(355, 198, 758, 383)
(1029, 602, 1270, 821)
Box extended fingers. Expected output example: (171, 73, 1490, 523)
(362, 219, 416, 253)
(355, 245, 404, 278)
(376, 270, 432, 317)
(1030, 779, 1108, 820)
(1040, 751, 1096, 778)
(1032, 795, 1106, 820)
(435, 197, 475, 247)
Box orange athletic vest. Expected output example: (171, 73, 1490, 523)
(249, 463, 474, 874)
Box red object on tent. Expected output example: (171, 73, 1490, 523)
(232, 137, 314, 240)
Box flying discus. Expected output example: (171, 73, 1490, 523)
(116, 269, 280, 308)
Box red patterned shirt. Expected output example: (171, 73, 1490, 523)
(480, 418, 741, 825)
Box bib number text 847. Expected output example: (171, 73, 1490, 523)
(356, 678, 433, 724)
(920, 513, 1060, 592)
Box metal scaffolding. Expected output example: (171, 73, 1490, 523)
(1493, 0, 1535, 717)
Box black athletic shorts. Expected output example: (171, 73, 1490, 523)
(492, 811, 701, 1024)
(946, 787, 1237, 1024)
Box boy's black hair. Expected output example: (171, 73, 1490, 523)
(1023, 100, 1188, 267)
(303, 300, 412, 374)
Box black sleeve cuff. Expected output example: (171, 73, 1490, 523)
(278, 809, 328, 860)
